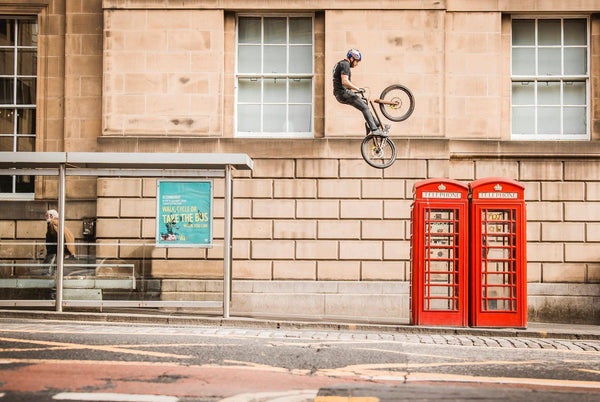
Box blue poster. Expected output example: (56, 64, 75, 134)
(156, 180, 213, 247)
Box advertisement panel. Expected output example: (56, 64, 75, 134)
(156, 180, 213, 247)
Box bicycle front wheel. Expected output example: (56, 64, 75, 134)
(361, 134, 397, 169)
(379, 84, 415, 122)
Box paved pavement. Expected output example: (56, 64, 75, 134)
(1, 308, 599, 341)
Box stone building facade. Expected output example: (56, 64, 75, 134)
(1, 0, 599, 324)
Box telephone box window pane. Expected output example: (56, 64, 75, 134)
(564, 19, 587, 46)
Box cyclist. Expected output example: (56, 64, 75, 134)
(332, 49, 386, 136)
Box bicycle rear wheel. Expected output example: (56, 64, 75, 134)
(379, 84, 415, 122)
(361, 134, 396, 169)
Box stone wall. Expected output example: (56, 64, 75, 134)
(94, 137, 600, 324)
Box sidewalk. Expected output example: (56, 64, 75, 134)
(1, 308, 599, 341)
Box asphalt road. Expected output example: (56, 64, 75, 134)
(0, 318, 599, 401)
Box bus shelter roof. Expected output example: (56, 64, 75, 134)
(0, 152, 253, 171)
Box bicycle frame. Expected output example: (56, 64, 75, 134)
(359, 91, 400, 134)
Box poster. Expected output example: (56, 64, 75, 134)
(156, 180, 213, 247)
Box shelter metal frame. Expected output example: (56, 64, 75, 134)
(0, 152, 254, 318)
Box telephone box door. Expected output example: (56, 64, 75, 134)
(470, 178, 527, 328)
(411, 179, 469, 326)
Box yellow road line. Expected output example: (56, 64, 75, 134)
(352, 347, 466, 360)
(0, 336, 191, 359)
(406, 372, 600, 389)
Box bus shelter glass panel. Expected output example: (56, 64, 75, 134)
(0, 174, 226, 311)
(0, 239, 58, 303)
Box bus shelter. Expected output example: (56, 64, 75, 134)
(0, 152, 254, 318)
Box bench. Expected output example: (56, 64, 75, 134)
(0, 263, 135, 300)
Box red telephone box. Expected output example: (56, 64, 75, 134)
(411, 179, 469, 326)
(470, 178, 527, 328)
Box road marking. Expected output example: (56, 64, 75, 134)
(220, 390, 318, 402)
(578, 368, 600, 375)
(314, 398, 379, 402)
(406, 372, 600, 390)
(52, 392, 178, 401)
(352, 347, 466, 360)
(0, 336, 191, 359)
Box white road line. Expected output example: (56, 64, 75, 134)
(220, 390, 318, 402)
(52, 392, 178, 402)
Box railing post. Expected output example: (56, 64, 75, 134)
(56, 163, 66, 312)
(223, 165, 233, 318)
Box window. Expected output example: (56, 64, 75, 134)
(236, 15, 313, 137)
(0, 17, 37, 196)
(511, 18, 588, 140)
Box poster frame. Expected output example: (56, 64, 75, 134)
(155, 179, 214, 248)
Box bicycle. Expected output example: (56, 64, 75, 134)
(357, 84, 415, 169)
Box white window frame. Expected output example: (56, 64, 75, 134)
(235, 14, 314, 138)
(510, 16, 590, 141)
(0, 16, 37, 199)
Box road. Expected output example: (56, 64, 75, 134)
(0, 318, 599, 401)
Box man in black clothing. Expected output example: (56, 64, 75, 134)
(332, 49, 385, 136)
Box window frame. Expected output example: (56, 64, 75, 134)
(235, 14, 315, 139)
(510, 16, 590, 141)
(0, 15, 37, 199)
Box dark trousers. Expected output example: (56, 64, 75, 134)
(335, 90, 380, 132)
(42, 253, 56, 275)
